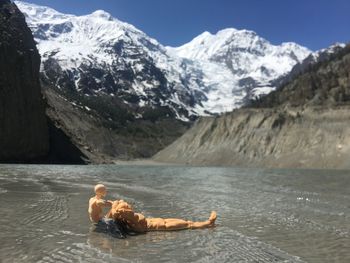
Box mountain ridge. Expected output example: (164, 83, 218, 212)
(16, 0, 312, 120)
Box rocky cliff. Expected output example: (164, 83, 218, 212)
(0, 0, 49, 162)
(154, 44, 350, 169)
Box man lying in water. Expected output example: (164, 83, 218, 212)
(88, 184, 217, 234)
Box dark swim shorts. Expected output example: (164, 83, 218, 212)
(94, 218, 128, 239)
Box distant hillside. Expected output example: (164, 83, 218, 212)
(250, 44, 350, 108)
(154, 44, 350, 169)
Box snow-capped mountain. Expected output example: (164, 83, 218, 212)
(168, 29, 311, 111)
(16, 1, 312, 120)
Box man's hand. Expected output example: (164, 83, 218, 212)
(96, 199, 112, 207)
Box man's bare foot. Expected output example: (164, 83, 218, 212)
(208, 211, 217, 225)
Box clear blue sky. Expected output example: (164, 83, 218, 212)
(21, 0, 350, 51)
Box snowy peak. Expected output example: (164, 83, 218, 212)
(279, 42, 312, 59)
(15, 1, 72, 23)
(172, 28, 310, 63)
(16, 0, 160, 67)
(89, 10, 113, 20)
(171, 28, 256, 60)
(170, 27, 311, 93)
(16, 1, 143, 38)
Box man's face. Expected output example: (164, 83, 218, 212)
(97, 188, 107, 197)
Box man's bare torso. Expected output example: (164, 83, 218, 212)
(88, 197, 105, 223)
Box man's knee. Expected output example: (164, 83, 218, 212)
(152, 219, 163, 229)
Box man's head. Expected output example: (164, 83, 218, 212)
(94, 184, 107, 197)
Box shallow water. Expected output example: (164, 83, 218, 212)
(0, 165, 349, 263)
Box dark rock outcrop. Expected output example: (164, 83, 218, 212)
(45, 118, 88, 164)
(0, 0, 49, 162)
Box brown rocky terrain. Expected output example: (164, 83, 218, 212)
(154, 44, 350, 169)
(0, 0, 49, 162)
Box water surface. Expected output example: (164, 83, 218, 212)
(0, 165, 349, 262)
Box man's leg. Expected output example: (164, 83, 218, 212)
(107, 200, 217, 232)
(147, 211, 217, 231)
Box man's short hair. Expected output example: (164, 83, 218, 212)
(94, 184, 106, 193)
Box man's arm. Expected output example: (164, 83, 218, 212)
(106, 200, 114, 206)
(96, 199, 112, 207)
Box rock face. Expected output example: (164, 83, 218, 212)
(154, 45, 350, 169)
(44, 88, 189, 163)
(0, 0, 49, 162)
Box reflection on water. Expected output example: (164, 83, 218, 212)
(0, 164, 349, 262)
